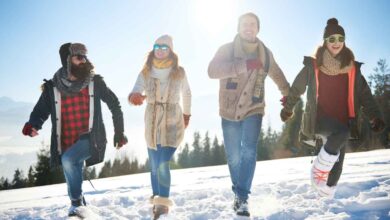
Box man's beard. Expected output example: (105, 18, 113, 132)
(70, 60, 94, 80)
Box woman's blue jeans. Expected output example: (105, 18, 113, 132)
(147, 144, 177, 198)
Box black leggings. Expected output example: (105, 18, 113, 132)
(316, 116, 349, 186)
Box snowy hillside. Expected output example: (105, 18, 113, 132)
(0, 149, 389, 220)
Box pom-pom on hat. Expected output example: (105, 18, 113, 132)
(323, 18, 345, 39)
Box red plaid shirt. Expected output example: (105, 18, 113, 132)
(61, 87, 90, 152)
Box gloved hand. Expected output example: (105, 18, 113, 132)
(246, 59, 262, 71)
(280, 108, 293, 122)
(22, 123, 38, 137)
(114, 132, 128, 149)
(128, 93, 146, 105)
(370, 118, 385, 132)
(183, 114, 191, 128)
(280, 96, 287, 107)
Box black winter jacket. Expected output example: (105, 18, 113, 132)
(27, 74, 124, 169)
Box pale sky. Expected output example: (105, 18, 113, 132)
(0, 0, 389, 177)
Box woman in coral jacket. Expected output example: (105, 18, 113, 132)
(128, 35, 191, 219)
(280, 18, 385, 198)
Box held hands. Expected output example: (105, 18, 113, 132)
(22, 123, 38, 137)
(280, 96, 287, 107)
(280, 108, 293, 122)
(246, 59, 262, 71)
(114, 132, 128, 149)
(128, 93, 146, 105)
(370, 118, 385, 132)
(183, 114, 191, 128)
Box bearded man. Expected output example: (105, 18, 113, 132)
(22, 43, 128, 216)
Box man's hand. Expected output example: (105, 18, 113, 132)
(22, 123, 38, 137)
(280, 108, 293, 122)
(114, 133, 128, 149)
(128, 93, 146, 105)
(280, 96, 287, 107)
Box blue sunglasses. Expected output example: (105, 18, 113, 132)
(153, 44, 170, 51)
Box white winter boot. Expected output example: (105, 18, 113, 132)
(317, 184, 337, 198)
(311, 147, 339, 197)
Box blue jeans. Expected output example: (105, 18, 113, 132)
(222, 114, 262, 200)
(61, 136, 91, 201)
(147, 144, 177, 198)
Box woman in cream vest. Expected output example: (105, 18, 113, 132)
(128, 35, 191, 219)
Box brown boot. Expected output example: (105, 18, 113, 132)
(153, 204, 169, 220)
(152, 196, 172, 220)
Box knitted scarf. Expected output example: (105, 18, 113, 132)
(241, 40, 259, 55)
(152, 58, 173, 69)
(319, 49, 353, 75)
(52, 67, 92, 95)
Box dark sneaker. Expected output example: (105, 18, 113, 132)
(233, 196, 240, 211)
(68, 196, 87, 217)
(236, 199, 250, 217)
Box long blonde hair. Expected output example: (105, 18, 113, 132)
(141, 50, 183, 80)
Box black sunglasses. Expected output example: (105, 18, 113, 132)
(73, 54, 87, 60)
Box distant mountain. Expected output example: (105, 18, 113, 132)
(0, 96, 33, 125)
(0, 96, 32, 112)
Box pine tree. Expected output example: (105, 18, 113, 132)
(34, 147, 65, 186)
(111, 158, 122, 177)
(84, 166, 97, 180)
(98, 161, 112, 178)
(257, 128, 269, 161)
(0, 177, 10, 190)
(353, 59, 390, 150)
(202, 132, 211, 166)
(261, 126, 280, 159)
(369, 59, 390, 148)
(177, 143, 190, 168)
(211, 136, 226, 165)
(129, 158, 140, 174)
(27, 166, 35, 187)
(190, 132, 202, 167)
(120, 157, 132, 175)
(11, 169, 27, 189)
(142, 158, 150, 172)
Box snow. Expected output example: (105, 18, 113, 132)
(0, 149, 389, 220)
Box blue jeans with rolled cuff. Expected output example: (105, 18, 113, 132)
(61, 136, 91, 201)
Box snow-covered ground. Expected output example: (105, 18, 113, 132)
(0, 149, 389, 220)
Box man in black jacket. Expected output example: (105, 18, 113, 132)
(22, 42, 128, 216)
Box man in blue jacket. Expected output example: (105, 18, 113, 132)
(22, 43, 128, 216)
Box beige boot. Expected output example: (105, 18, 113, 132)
(152, 196, 172, 220)
(311, 147, 339, 196)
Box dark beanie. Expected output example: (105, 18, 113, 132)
(59, 43, 87, 67)
(323, 18, 345, 39)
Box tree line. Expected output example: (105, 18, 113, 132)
(1, 58, 389, 190)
